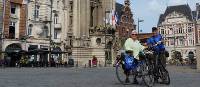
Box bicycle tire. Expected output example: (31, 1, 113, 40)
(115, 63, 132, 85)
(141, 62, 155, 87)
(159, 64, 170, 85)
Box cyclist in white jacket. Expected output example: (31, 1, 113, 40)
(123, 30, 145, 83)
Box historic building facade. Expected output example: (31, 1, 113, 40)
(1, 0, 27, 66)
(158, 5, 198, 60)
(0, 0, 128, 67)
(66, 0, 116, 66)
(23, 0, 118, 67)
(26, 0, 67, 65)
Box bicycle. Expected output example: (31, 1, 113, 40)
(151, 49, 170, 85)
(115, 51, 154, 87)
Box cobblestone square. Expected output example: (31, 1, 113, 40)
(0, 65, 199, 87)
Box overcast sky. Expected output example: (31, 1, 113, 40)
(116, 0, 200, 33)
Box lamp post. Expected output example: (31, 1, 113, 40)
(49, 0, 53, 66)
(137, 18, 144, 34)
(104, 10, 111, 67)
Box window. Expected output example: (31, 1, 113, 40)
(69, 16, 73, 25)
(43, 26, 48, 38)
(11, 4, 16, 14)
(9, 22, 16, 39)
(57, 1, 59, 9)
(170, 38, 174, 45)
(69, 36, 73, 47)
(188, 27, 192, 33)
(70, 1, 73, 12)
(169, 28, 174, 34)
(179, 38, 184, 45)
(28, 24, 33, 35)
(161, 29, 164, 34)
(54, 31, 57, 39)
(34, 5, 40, 18)
(54, 14, 58, 24)
(54, 30, 61, 39)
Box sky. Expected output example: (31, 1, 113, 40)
(116, 0, 200, 33)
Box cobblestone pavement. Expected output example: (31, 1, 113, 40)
(0, 65, 199, 87)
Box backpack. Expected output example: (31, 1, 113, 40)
(124, 54, 136, 71)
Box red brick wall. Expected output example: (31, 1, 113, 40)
(3, 0, 26, 39)
(3, 0, 11, 38)
(19, 4, 26, 38)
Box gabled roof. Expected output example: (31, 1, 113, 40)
(158, 14, 164, 26)
(158, 4, 193, 25)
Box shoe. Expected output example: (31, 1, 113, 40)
(125, 78, 130, 83)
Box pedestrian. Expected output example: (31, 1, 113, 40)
(92, 56, 98, 67)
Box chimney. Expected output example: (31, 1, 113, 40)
(196, 3, 200, 11)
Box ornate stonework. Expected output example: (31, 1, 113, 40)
(116, 0, 136, 47)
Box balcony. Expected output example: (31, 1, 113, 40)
(10, 14, 18, 19)
(54, 23, 62, 29)
(53, 38, 61, 43)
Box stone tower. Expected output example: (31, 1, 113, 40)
(116, 0, 136, 48)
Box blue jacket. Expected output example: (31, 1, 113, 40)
(147, 34, 165, 52)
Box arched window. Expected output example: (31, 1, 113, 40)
(54, 14, 58, 24)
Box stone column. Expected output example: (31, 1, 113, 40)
(196, 44, 200, 71)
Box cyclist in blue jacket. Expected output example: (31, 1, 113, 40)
(146, 27, 167, 81)
(147, 27, 166, 66)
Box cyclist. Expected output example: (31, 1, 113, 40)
(123, 30, 145, 83)
(146, 27, 166, 81)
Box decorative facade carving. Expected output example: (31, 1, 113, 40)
(116, 0, 136, 47)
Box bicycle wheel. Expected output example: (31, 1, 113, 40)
(159, 65, 170, 85)
(141, 62, 154, 87)
(116, 63, 133, 85)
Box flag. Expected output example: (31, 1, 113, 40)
(112, 10, 115, 26)
(111, 10, 120, 26)
(114, 11, 119, 25)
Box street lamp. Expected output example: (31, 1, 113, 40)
(104, 10, 111, 67)
(138, 18, 144, 34)
(49, 0, 53, 65)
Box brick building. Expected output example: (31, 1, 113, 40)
(1, 0, 27, 66)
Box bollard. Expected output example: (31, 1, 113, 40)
(99, 61, 101, 67)
(89, 60, 91, 68)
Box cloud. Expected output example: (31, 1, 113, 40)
(168, 0, 187, 5)
(148, 0, 165, 13)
